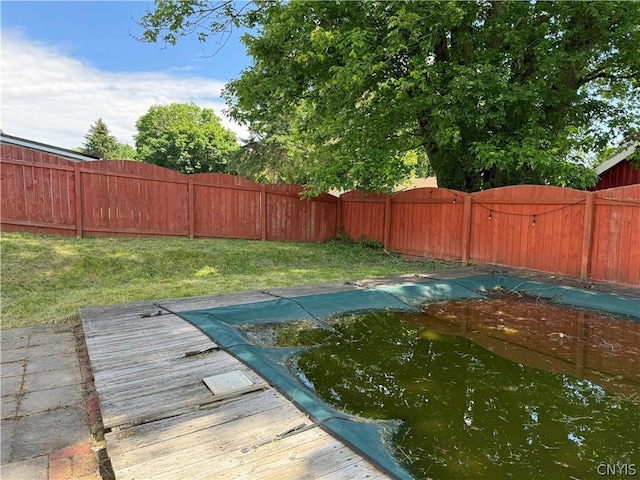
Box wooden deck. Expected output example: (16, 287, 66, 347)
(80, 283, 395, 480)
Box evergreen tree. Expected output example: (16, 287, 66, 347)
(82, 119, 118, 158)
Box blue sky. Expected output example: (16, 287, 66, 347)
(1, 1, 252, 148)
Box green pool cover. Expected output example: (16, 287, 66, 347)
(176, 274, 640, 480)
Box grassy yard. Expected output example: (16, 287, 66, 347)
(1, 232, 459, 328)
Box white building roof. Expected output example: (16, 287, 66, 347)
(0, 133, 100, 162)
(595, 142, 639, 175)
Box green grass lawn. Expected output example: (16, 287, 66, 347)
(1, 232, 460, 328)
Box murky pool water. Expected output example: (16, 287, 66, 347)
(273, 295, 639, 479)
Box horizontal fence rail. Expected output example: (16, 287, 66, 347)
(2, 143, 639, 286)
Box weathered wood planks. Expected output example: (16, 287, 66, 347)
(80, 287, 391, 479)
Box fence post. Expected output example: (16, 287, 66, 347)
(260, 185, 267, 241)
(461, 194, 472, 262)
(580, 192, 596, 279)
(74, 162, 83, 238)
(383, 196, 392, 250)
(188, 177, 195, 239)
(336, 196, 343, 235)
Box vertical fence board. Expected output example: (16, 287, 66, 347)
(629, 204, 640, 286)
(1, 162, 20, 220)
(41, 164, 53, 223)
(188, 177, 195, 239)
(591, 203, 612, 283)
(22, 163, 36, 222)
(541, 205, 554, 272)
(559, 201, 572, 274)
(461, 195, 472, 262)
(509, 203, 524, 269)
(83, 172, 98, 232)
(617, 200, 633, 285)
(74, 163, 83, 237)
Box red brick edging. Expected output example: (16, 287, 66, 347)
(49, 442, 97, 480)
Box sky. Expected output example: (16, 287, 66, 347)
(1, 1, 253, 149)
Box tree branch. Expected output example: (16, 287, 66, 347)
(136, 0, 262, 49)
(582, 69, 638, 85)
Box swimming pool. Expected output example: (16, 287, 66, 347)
(177, 275, 640, 479)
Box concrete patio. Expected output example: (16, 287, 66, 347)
(0, 323, 108, 480)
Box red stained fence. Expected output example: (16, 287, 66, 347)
(0, 148, 338, 243)
(1, 143, 639, 286)
(345, 185, 639, 286)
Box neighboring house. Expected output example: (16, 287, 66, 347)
(329, 177, 438, 196)
(0, 132, 100, 162)
(592, 142, 640, 190)
(395, 176, 438, 191)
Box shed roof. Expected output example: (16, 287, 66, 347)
(0, 132, 100, 162)
(595, 142, 639, 175)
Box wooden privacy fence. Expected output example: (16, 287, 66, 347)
(342, 185, 640, 286)
(1, 145, 639, 286)
(0, 150, 337, 243)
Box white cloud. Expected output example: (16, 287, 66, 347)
(0, 30, 249, 149)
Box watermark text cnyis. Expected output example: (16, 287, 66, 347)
(597, 463, 637, 476)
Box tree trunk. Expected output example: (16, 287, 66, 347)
(424, 145, 475, 192)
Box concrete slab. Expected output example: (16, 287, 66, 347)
(0, 328, 30, 350)
(20, 385, 83, 415)
(11, 406, 89, 459)
(0, 361, 24, 379)
(28, 329, 75, 345)
(0, 455, 48, 480)
(1, 375, 22, 399)
(0, 347, 28, 364)
(26, 337, 76, 357)
(0, 418, 16, 463)
(25, 353, 78, 375)
(1, 397, 18, 420)
(23, 367, 82, 393)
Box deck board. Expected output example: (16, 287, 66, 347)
(80, 284, 392, 479)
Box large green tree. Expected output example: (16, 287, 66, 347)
(134, 103, 239, 174)
(226, 102, 316, 184)
(110, 142, 138, 161)
(139, 1, 640, 192)
(228, 133, 312, 184)
(227, 105, 432, 186)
